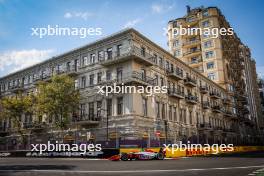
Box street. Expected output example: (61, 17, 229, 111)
(0, 157, 263, 176)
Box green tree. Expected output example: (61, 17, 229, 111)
(35, 74, 80, 129)
(0, 92, 34, 147)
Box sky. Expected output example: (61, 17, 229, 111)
(0, 0, 264, 78)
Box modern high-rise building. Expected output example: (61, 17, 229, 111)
(167, 6, 263, 142)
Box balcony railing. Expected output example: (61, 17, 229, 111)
(200, 86, 209, 94)
(210, 92, 221, 99)
(182, 40, 200, 47)
(212, 105, 222, 113)
(73, 114, 101, 124)
(185, 95, 198, 104)
(99, 46, 154, 66)
(198, 123, 212, 130)
(189, 59, 203, 65)
(202, 101, 210, 109)
(223, 97, 232, 104)
(167, 88, 185, 99)
(130, 71, 156, 86)
(183, 48, 201, 56)
(184, 77, 197, 87)
(166, 69, 184, 80)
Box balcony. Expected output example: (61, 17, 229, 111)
(223, 97, 232, 105)
(25, 122, 47, 132)
(210, 92, 221, 99)
(184, 77, 197, 87)
(224, 110, 233, 117)
(73, 114, 101, 125)
(100, 46, 154, 66)
(166, 69, 184, 80)
(185, 95, 198, 104)
(198, 123, 212, 131)
(212, 105, 222, 113)
(167, 88, 185, 99)
(182, 40, 200, 48)
(183, 48, 201, 57)
(200, 86, 209, 94)
(189, 59, 203, 66)
(202, 101, 210, 109)
(65, 65, 78, 77)
(9, 85, 25, 93)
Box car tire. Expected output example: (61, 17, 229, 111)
(120, 153, 129, 161)
(157, 153, 165, 160)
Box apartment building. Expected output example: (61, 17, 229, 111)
(0, 28, 257, 150)
(167, 6, 263, 144)
(258, 78, 264, 132)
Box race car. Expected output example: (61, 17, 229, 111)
(109, 148, 165, 161)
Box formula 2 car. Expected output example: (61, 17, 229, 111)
(109, 148, 165, 161)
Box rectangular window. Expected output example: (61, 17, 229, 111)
(107, 48, 113, 60)
(98, 51, 104, 61)
(141, 47, 145, 57)
(89, 102, 94, 119)
(80, 104, 86, 119)
(173, 107, 177, 122)
(202, 20, 210, 27)
(106, 70, 112, 80)
(117, 68, 123, 82)
(81, 76, 86, 88)
(89, 74, 94, 86)
(207, 62, 214, 69)
(159, 57, 163, 67)
(153, 54, 157, 64)
(169, 105, 172, 121)
(97, 72, 102, 84)
(107, 99, 112, 116)
(204, 40, 212, 48)
(81, 56, 87, 67)
(205, 51, 214, 59)
(173, 40, 179, 47)
(142, 97, 147, 116)
(175, 50, 180, 57)
(208, 72, 216, 80)
(156, 102, 160, 118)
(117, 97, 123, 115)
(117, 44, 122, 56)
(161, 103, 165, 119)
(97, 101, 102, 118)
(160, 77, 164, 87)
(66, 61, 71, 71)
(189, 111, 192, 124)
(90, 53, 95, 64)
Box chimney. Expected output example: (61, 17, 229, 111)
(186, 5, 191, 14)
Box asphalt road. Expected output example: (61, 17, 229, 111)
(0, 157, 264, 176)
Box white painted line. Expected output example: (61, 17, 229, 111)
(0, 165, 263, 173)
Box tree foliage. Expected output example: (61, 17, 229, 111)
(35, 74, 80, 129)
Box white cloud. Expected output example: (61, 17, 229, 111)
(151, 3, 175, 14)
(64, 12, 72, 19)
(123, 18, 141, 28)
(0, 49, 54, 74)
(64, 11, 93, 20)
(257, 66, 264, 79)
